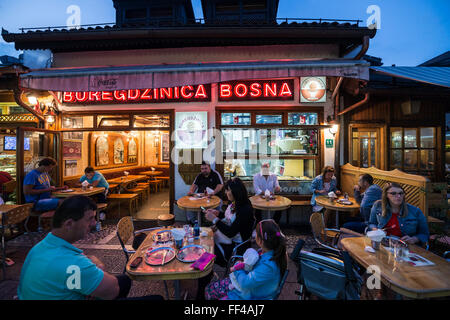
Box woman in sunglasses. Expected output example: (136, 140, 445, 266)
(368, 182, 429, 245)
(205, 219, 287, 300)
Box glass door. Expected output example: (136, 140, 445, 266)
(351, 128, 379, 168)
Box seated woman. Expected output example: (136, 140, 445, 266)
(205, 219, 287, 300)
(369, 182, 429, 245)
(203, 177, 255, 267)
(310, 166, 341, 212)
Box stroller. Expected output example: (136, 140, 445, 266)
(289, 239, 363, 300)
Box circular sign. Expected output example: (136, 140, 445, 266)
(301, 77, 326, 102)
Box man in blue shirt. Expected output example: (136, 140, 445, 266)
(343, 174, 382, 234)
(23, 158, 67, 211)
(78, 167, 109, 203)
(18, 196, 126, 300)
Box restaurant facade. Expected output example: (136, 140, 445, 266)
(1, 0, 380, 221)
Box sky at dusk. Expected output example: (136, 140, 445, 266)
(0, 0, 449, 66)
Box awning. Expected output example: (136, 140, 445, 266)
(370, 66, 450, 88)
(19, 59, 370, 92)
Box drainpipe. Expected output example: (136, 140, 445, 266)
(332, 77, 343, 121)
(354, 36, 370, 60)
(338, 93, 370, 116)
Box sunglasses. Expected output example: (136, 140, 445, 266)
(387, 192, 405, 197)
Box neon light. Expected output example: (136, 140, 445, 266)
(174, 87, 179, 99)
(101, 91, 113, 101)
(264, 83, 277, 97)
(279, 82, 292, 97)
(63, 92, 75, 103)
(195, 85, 207, 98)
(141, 89, 152, 100)
(89, 91, 101, 101)
(75, 91, 88, 102)
(114, 90, 127, 101)
(234, 83, 248, 97)
(250, 83, 262, 97)
(128, 89, 140, 100)
(160, 87, 172, 99)
(220, 84, 232, 98)
(180, 86, 194, 99)
(153, 88, 158, 99)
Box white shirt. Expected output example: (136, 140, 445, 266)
(253, 173, 280, 195)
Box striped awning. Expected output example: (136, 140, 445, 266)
(370, 66, 450, 88)
(19, 59, 370, 92)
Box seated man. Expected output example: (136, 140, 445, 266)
(18, 195, 128, 300)
(253, 163, 282, 223)
(342, 173, 382, 234)
(78, 167, 109, 203)
(23, 157, 67, 212)
(186, 161, 224, 224)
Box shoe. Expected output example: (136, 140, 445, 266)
(1, 257, 15, 267)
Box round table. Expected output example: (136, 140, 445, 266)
(176, 195, 221, 226)
(315, 196, 360, 228)
(249, 195, 292, 220)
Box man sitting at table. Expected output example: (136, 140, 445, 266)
(23, 157, 67, 212)
(253, 162, 282, 223)
(18, 196, 133, 300)
(186, 161, 224, 224)
(342, 173, 382, 234)
(78, 167, 109, 203)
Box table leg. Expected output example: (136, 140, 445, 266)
(174, 280, 181, 300)
(335, 210, 339, 228)
(197, 211, 201, 227)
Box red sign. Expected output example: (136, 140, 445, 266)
(218, 79, 294, 101)
(62, 84, 211, 104)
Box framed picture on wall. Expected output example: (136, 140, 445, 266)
(65, 160, 77, 176)
(159, 132, 170, 164)
(128, 138, 137, 163)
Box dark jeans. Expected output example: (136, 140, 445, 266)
(342, 221, 367, 234)
(255, 209, 282, 224)
(95, 192, 107, 204)
(115, 274, 164, 300)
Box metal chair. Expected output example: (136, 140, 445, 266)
(310, 212, 341, 251)
(272, 269, 289, 300)
(1, 203, 33, 280)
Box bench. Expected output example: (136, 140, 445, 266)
(340, 163, 447, 227)
(107, 194, 139, 218)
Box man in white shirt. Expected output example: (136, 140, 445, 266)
(253, 163, 282, 223)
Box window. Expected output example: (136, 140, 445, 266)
(255, 114, 282, 124)
(134, 115, 169, 128)
(288, 113, 318, 125)
(390, 127, 437, 177)
(97, 115, 130, 128)
(221, 113, 251, 126)
(351, 128, 378, 168)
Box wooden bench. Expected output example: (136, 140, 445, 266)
(107, 194, 139, 217)
(126, 187, 148, 207)
(159, 176, 169, 188)
(340, 163, 448, 227)
(148, 180, 162, 193)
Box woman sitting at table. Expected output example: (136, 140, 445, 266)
(310, 166, 341, 210)
(369, 182, 429, 245)
(203, 177, 255, 267)
(204, 219, 287, 300)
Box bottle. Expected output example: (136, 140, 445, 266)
(96, 221, 101, 232)
(193, 221, 200, 239)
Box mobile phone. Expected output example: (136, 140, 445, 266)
(130, 256, 142, 268)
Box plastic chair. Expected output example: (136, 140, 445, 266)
(310, 212, 341, 251)
(1, 203, 33, 280)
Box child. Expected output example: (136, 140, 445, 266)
(205, 219, 287, 300)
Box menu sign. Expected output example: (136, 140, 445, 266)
(62, 84, 211, 104)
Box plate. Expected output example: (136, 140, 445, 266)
(337, 199, 353, 205)
(61, 189, 74, 193)
(177, 245, 206, 263)
(152, 230, 173, 243)
(144, 247, 176, 266)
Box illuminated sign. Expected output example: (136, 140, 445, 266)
(300, 77, 326, 103)
(62, 84, 211, 104)
(218, 79, 294, 101)
(175, 112, 208, 149)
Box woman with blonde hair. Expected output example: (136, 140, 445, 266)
(368, 182, 429, 245)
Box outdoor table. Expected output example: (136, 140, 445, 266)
(176, 195, 221, 226)
(315, 195, 360, 228)
(53, 187, 105, 198)
(249, 195, 292, 220)
(341, 236, 450, 299)
(126, 226, 215, 300)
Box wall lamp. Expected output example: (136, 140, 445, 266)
(329, 124, 339, 136)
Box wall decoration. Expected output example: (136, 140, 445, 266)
(96, 136, 109, 166)
(300, 77, 326, 103)
(114, 138, 124, 164)
(159, 132, 170, 164)
(63, 132, 83, 140)
(175, 112, 207, 149)
(65, 160, 78, 176)
(128, 138, 137, 163)
(63, 140, 82, 159)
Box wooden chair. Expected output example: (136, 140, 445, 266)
(126, 188, 147, 207)
(108, 184, 119, 194)
(159, 177, 169, 188)
(1, 180, 16, 202)
(148, 180, 162, 193)
(107, 193, 139, 217)
(1, 203, 33, 280)
(310, 212, 341, 251)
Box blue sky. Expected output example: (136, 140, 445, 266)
(0, 0, 449, 66)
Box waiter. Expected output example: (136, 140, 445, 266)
(186, 161, 224, 224)
(253, 163, 282, 223)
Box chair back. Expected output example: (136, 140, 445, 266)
(310, 212, 326, 243)
(2, 180, 16, 194)
(3, 203, 32, 226)
(273, 269, 289, 300)
(116, 216, 134, 259)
